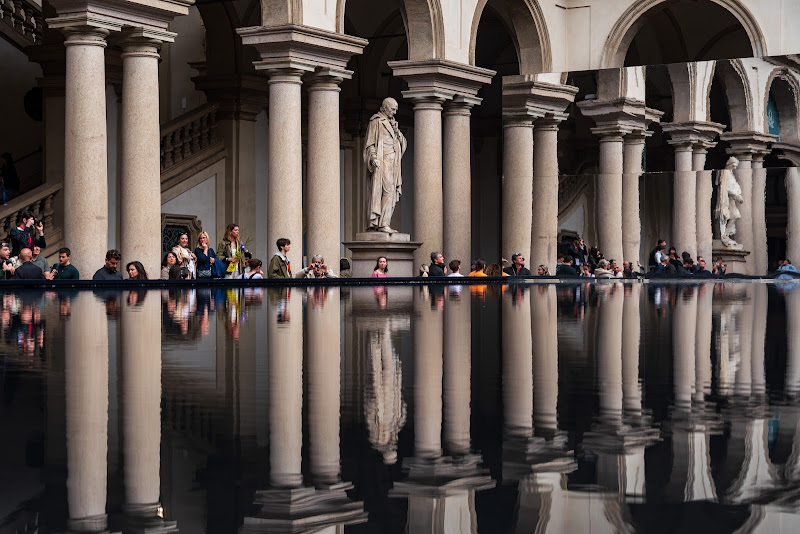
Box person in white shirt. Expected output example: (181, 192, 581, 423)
(447, 259, 464, 277)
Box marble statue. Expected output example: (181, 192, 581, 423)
(715, 157, 744, 250)
(364, 97, 407, 233)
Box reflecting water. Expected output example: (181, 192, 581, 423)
(2, 282, 800, 532)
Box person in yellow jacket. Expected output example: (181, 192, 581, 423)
(267, 238, 292, 278)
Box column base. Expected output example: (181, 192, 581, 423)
(344, 233, 421, 277)
(712, 241, 751, 274)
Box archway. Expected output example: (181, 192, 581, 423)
(602, 0, 766, 68)
(766, 73, 800, 144)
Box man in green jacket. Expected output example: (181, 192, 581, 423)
(267, 238, 292, 278)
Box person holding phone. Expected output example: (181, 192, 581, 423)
(10, 210, 45, 258)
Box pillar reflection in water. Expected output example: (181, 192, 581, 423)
(532, 285, 558, 437)
(413, 286, 444, 459)
(65, 292, 109, 532)
(444, 284, 471, 456)
(787, 285, 800, 398)
(596, 283, 624, 426)
(503, 285, 533, 437)
(121, 291, 177, 531)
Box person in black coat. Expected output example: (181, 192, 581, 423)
(13, 248, 44, 279)
(428, 251, 447, 277)
(504, 252, 532, 276)
(648, 239, 666, 271)
(10, 211, 46, 258)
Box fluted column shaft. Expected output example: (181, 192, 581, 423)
(122, 294, 162, 509)
(268, 290, 304, 487)
(597, 134, 624, 262)
(307, 288, 341, 485)
(751, 158, 768, 275)
(120, 36, 162, 278)
(413, 288, 444, 458)
(622, 134, 646, 265)
(412, 98, 444, 266)
(63, 28, 109, 275)
(532, 119, 561, 273)
(444, 289, 471, 454)
(65, 292, 109, 527)
(306, 73, 344, 267)
(267, 70, 304, 255)
(443, 101, 473, 266)
(694, 149, 714, 263)
(787, 167, 800, 267)
(672, 144, 696, 257)
(503, 119, 534, 262)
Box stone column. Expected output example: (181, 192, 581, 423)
(531, 286, 558, 434)
(670, 141, 697, 257)
(267, 69, 305, 258)
(622, 133, 647, 265)
(65, 292, 109, 530)
(734, 156, 755, 275)
(503, 287, 533, 436)
(444, 288, 471, 455)
(695, 146, 715, 264)
(306, 71, 348, 266)
(788, 167, 800, 269)
(62, 27, 110, 276)
(532, 118, 563, 273)
(443, 99, 474, 266)
(595, 130, 625, 262)
(409, 97, 445, 266)
(120, 33, 164, 278)
(121, 293, 165, 521)
(267, 289, 304, 488)
(413, 287, 444, 458)
(306, 287, 341, 485)
(502, 117, 534, 262)
(751, 157, 768, 275)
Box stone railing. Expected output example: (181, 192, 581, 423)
(0, 181, 63, 255)
(0, 0, 44, 49)
(160, 103, 222, 173)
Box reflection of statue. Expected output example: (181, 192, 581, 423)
(364, 97, 407, 233)
(364, 319, 407, 464)
(715, 157, 744, 250)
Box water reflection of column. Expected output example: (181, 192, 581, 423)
(307, 288, 341, 485)
(503, 287, 532, 436)
(414, 287, 444, 458)
(735, 286, 754, 398)
(597, 285, 624, 426)
(673, 286, 697, 411)
(787, 288, 800, 398)
(751, 284, 767, 397)
(444, 288, 471, 455)
(531, 286, 558, 435)
(65, 292, 109, 531)
(121, 294, 173, 529)
(622, 284, 642, 418)
(268, 289, 304, 487)
(695, 284, 713, 403)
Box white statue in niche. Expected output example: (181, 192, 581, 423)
(364, 97, 407, 233)
(715, 157, 745, 250)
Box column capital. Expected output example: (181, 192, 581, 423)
(662, 120, 725, 152)
(502, 75, 578, 120)
(390, 59, 494, 107)
(578, 97, 663, 138)
(118, 29, 163, 58)
(624, 130, 652, 144)
(720, 131, 776, 161)
(239, 24, 367, 74)
(534, 115, 567, 131)
(59, 26, 109, 47)
(305, 67, 352, 90)
(443, 97, 475, 117)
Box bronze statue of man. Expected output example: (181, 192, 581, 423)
(364, 97, 407, 233)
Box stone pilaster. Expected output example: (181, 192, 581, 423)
(502, 115, 534, 263)
(119, 31, 168, 279)
(389, 60, 494, 267)
(622, 132, 648, 265)
(533, 116, 565, 273)
(787, 167, 800, 268)
(751, 155, 769, 275)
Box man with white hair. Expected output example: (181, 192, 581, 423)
(295, 254, 338, 279)
(594, 259, 615, 278)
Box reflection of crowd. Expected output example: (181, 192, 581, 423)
(0, 292, 48, 360)
(161, 287, 264, 342)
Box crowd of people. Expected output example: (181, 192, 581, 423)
(4, 210, 799, 281)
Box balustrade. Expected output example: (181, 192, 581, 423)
(0, 0, 43, 46)
(0, 182, 62, 247)
(160, 103, 221, 173)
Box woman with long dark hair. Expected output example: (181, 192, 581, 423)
(126, 261, 148, 280)
(217, 223, 247, 279)
(161, 251, 178, 280)
(371, 256, 388, 278)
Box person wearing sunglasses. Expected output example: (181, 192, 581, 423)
(503, 252, 531, 276)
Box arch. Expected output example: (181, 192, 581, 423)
(601, 0, 767, 69)
(261, 0, 302, 26)
(469, 0, 551, 74)
(765, 69, 800, 144)
(336, 0, 444, 60)
(715, 59, 753, 132)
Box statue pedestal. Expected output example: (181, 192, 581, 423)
(344, 232, 421, 278)
(712, 240, 751, 274)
